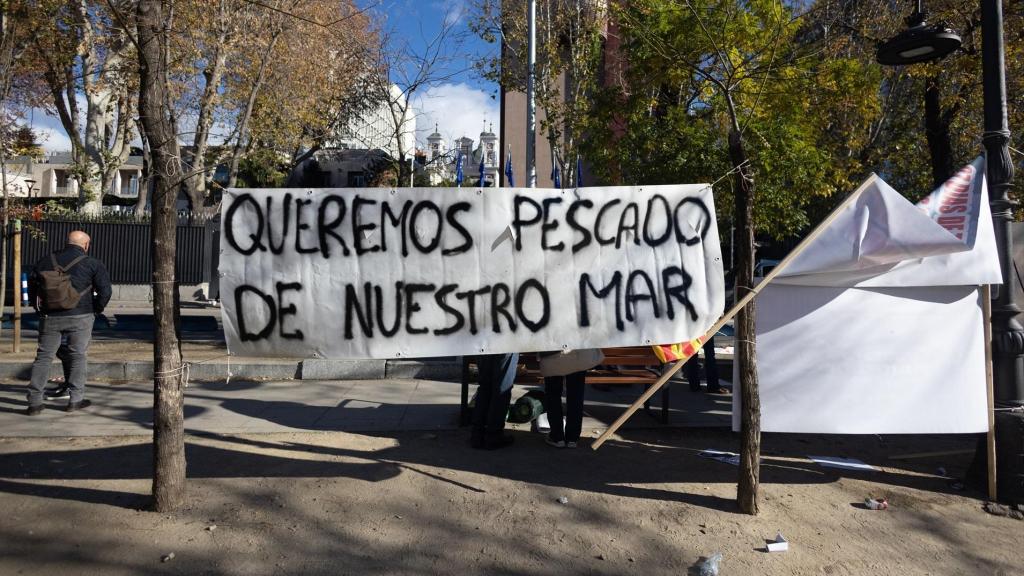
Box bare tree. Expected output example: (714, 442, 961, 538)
(31, 0, 137, 214)
(357, 10, 469, 186)
(0, 0, 34, 337)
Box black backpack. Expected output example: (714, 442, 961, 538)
(38, 253, 88, 310)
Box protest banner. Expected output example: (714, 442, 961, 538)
(219, 185, 725, 359)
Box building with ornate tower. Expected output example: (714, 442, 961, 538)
(421, 123, 501, 187)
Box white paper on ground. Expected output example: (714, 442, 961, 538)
(807, 455, 877, 472)
(536, 412, 550, 432)
(698, 449, 741, 466)
(766, 533, 789, 552)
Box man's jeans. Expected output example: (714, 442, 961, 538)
(471, 353, 518, 437)
(27, 314, 94, 406)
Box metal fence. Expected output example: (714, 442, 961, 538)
(4, 216, 217, 286)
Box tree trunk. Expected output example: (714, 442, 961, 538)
(1, 144, 9, 341)
(135, 128, 151, 217)
(924, 74, 954, 188)
(184, 39, 228, 211)
(729, 126, 760, 516)
(226, 32, 280, 189)
(137, 0, 186, 512)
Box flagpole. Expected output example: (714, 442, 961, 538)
(591, 175, 881, 450)
(526, 0, 537, 188)
(983, 284, 998, 501)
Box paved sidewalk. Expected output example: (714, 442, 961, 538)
(0, 378, 733, 437)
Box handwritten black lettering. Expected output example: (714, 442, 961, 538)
(344, 282, 374, 339)
(434, 284, 465, 335)
(673, 197, 711, 246)
(442, 202, 473, 256)
(515, 279, 550, 332)
(578, 272, 624, 331)
(513, 195, 543, 251)
(541, 197, 565, 251)
(375, 282, 403, 337)
(662, 265, 698, 321)
(404, 283, 435, 334)
(567, 199, 594, 253)
(380, 200, 412, 257)
(594, 199, 622, 246)
(266, 193, 292, 255)
(625, 270, 659, 321)
(224, 194, 266, 255)
(275, 282, 304, 339)
(352, 196, 381, 255)
(235, 285, 275, 341)
(490, 282, 517, 333)
(294, 198, 318, 254)
(409, 201, 443, 253)
(317, 195, 350, 257)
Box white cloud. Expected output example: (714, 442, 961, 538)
(34, 113, 73, 154)
(412, 82, 500, 149)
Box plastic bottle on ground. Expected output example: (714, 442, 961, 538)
(697, 552, 723, 576)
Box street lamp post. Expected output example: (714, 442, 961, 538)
(878, 0, 1023, 503)
(978, 0, 1024, 505)
(24, 178, 35, 200)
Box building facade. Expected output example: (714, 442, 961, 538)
(422, 124, 501, 187)
(2, 152, 143, 199)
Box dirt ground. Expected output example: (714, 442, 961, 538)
(0, 428, 1020, 576)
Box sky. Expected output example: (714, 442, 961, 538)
(375, 0, 501, 147)
(32, 0, 501, 154)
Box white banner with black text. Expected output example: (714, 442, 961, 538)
(220, 185, 725, 359)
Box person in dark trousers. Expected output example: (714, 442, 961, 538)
(470, 353, 518, 450)
(685, 336, 728, 394)
(25, 231, 112, 415)
(544, 370, 586, 448)
(41, 336, 74, 399)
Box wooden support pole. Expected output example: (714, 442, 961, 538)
(12, 219, 21, 353)
(983, 284, 997, 501)
(592, 176, 880, 450)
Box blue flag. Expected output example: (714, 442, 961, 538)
(479, 153, 486, 187)
(455, 151, 463, 186)
(504, 149, 515, 187)
(576, 155, 583, 187)
(551, 149, 562, 189)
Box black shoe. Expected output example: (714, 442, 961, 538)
(66, 399, 92, 412)
(26, 404, 43, 416)
(44, 385, 71, 400)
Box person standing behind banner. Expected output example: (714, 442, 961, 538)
(538, 349, 604, 448)
(685, 336, 728, 394)
(470, 353, 519, 450)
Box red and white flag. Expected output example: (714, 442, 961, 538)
(916, 156, 986, 246)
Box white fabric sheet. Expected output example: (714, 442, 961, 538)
(733, 157, 998, 434)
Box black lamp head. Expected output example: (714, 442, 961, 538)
(876, 3, 961, 65)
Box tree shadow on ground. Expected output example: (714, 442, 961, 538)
(0, 440, 402, 509)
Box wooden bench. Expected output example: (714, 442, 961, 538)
(459, 346, 672, 426)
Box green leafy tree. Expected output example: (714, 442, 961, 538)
(602, 0, 881, 514)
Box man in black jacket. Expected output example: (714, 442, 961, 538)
(25, 230, 112, 415)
